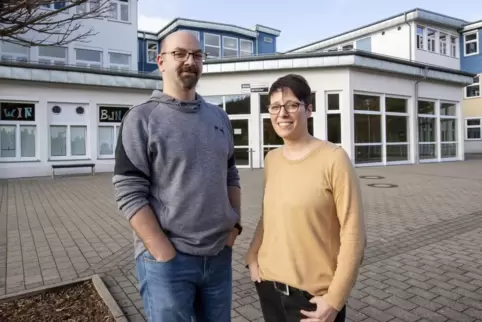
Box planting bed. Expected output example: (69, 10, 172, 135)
(0, 280, 115, 322)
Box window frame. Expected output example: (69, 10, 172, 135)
(98, 125, 121, 158)
(74, 47, 103, 69)
(0, 41, 30, 62)
(222, 36, 238, 58)
(464, 31, 479, 56)
(325, 91, 342, 145)
(204, 33, 221, 58)
(427, 28, 436, 52)
(450, 36, 457, 58)
(416, 25, 425, 50)
(465, 75, 480, 99)
(239, 39, 253, 56)
(108, 51, 131, 71)
(465, 118, 482, 140)
(49, 124, 89, 160)
(0, 123, 38, 161)
(146, 41, 158, 64)
(439, 33, 447, 56)
(38, 46, 67, 66)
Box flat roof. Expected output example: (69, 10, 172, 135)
(138, 17, 281, 40)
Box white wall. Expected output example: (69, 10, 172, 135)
(0, 80, 152, 179)
(1, 2, 138, 71)
(198, 68, 351, 166)
(371, 23, 411, 60)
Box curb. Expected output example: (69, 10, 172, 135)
(0, 274, 128, 322)
(92, 274, 129, 322)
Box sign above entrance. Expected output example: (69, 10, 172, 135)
(99, 106, 129, 123)
(241, 83, 269, 93)
(0, 102, 35, 121)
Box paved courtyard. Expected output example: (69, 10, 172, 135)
(1, 160, 482, 321)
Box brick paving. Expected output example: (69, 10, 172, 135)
(1, 161, 482, 321)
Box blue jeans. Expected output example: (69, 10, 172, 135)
(136, 246, 233, 322)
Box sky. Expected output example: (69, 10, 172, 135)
(138, 0, 482, 53)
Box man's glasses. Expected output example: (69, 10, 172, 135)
(267, 101, 304, 115)
(161, 50, 207, 62)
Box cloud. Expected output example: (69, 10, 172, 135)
(138, 14, 172, 33)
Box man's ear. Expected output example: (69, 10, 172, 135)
(156, 54, 164, 72)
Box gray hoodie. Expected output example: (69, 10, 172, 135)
(112, 90, 240, 259)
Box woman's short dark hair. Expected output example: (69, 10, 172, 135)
(268, 74, 312, 105)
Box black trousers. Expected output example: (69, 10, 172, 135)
(255, 281, 346, 322)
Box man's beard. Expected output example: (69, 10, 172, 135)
(177, 65, 199, 90)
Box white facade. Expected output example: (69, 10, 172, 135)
(0, 1, 138, 72)
(287, 9, 465, 71)
(0, 62, 159, 179)
(197, 53, 470, 169)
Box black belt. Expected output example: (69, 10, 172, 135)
(271, 281, 305, 296)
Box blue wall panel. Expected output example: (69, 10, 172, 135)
(460, 29, 482, 74)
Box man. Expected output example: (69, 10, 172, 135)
(112, 31, 242, 322)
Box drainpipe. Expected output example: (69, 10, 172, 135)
(414, 65, 429, 163)
(404, 11, 412, 61)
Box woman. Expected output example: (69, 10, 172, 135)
(245, 74, 366, 322)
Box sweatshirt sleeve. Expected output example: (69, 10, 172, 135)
(322, 147, 367, 311)
(112, 106, 152, 221)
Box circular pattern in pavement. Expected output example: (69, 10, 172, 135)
(366, 183, 398, 188)
(359, 175, 386, 180)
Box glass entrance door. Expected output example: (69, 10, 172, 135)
(230, 117, 252, 168)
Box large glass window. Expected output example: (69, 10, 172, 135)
(50, 125, 87, 158)
(0, 41, 29, 62)
(204, 33, 220, 58)
(230, 119, 250, 166)
(222, 36, 238, 58)
(418, 100, 437, 160)
(38, 46, 67, 65)
(385, 97, 409, 162)
(109, 52, 131, 71)
(354, 94, 382, 164)
(440, 102, 457, 158)
(225, 95, 250, 115)
(109, 0, 129, 22)
(326, 92, 341, 144)
(0, 102, 36, 160)
(97, 106, 129, 157)
(75, 48, 102, 68)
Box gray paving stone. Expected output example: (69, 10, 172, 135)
(2, 162, 482, 321)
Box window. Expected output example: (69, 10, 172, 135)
(354, 94, 382, 164)
(385, 97, 409, 162)
(146, 41, 158, 63)
(75, 48, 102, 68)
(41, 2, 66, 9)
(264, 37, 273, 43)
(418, 100, 436, 160)
(109, 0, 129, 22)
(326, 92, 341, 144)
(465, 76, 480, 98)
(0, 41, 29, 62)
(50, 125, 87, 158)
(109, 52, 131, 71)
(440, 102, 457, 158)
(98, 106, 129, 157)
(38, 46, 67, 65)
(223, 36, 238, 58)
(464, 32, 479, 56)
(204, 33, 220, 58)
(439, 33, 447, 55)
(240, 40, 253, 57)
(341, 44, 354, 51)
(427, 29, 436, 52)
(417, 26, 424, 49)
(466, 118, 481, 140)
(450, 36, 457, 57)
(0, 102, 36, 160)
(77, 0, 101, 14)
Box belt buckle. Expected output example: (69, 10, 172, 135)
(274, 282, 290, 296)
